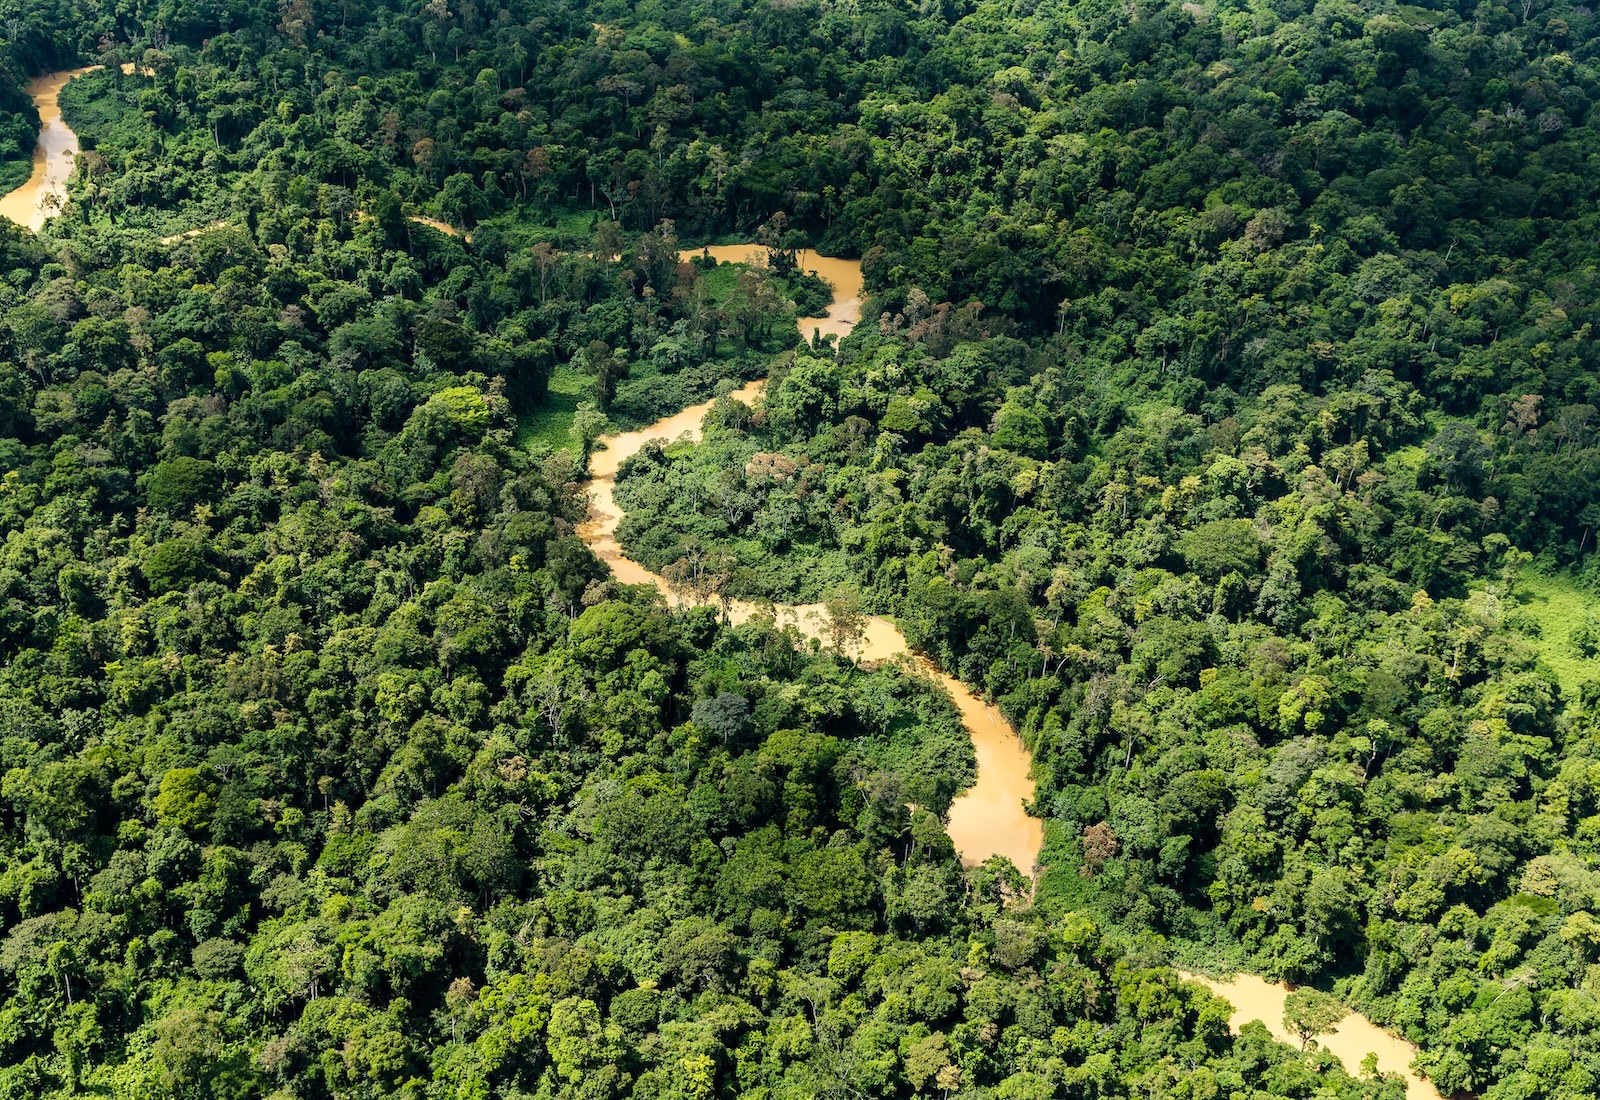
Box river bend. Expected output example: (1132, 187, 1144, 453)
(575, 245, 1457, 1100)
(0, 67, 99, 231)
(1, 67, 1454, 1093)
(576, 244, 1044, 874)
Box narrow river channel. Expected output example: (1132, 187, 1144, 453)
(578, 244, 1043, 874)
(0, 67, 98, 231)
(0, 66, 469, 239)
(1178, 971, 1452, 1100)
(0, 61, 1457, 1091)
(575, 244, 1459, 1099)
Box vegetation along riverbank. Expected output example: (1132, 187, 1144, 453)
(0, 1, 1596, 1098)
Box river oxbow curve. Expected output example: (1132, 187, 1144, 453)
(574, 244, 1045, 874)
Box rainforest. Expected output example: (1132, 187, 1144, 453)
(0, 0, 1598, 1098)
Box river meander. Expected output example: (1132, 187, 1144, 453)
(0, 67, 98, 231)
(1178, 971, 1452, 1100)
(0, 67, 471, 239)
(0, 63, 1455, 1092)
(578, 244, 1458, 1099)
(577, 244, 1043, 874)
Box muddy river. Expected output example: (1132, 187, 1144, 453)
(2, 67, 1451, 1087)
(683, 244, 863, 342)
(1179, 970, 1452, 1100)
(576, 245, 1043, 873)
(0, 68, 468, 240)
(0, 67, 100, 231)
(580, 244, 1458, 1098)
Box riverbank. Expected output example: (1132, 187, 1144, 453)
(683, 243, 863, 342)
(577, 245, 1044, 873)
(0, 63, 472, 240)
(1179, 970, 1455, 1100)
(578, 243, 1460, 1096)
(0, 67, 99, 231)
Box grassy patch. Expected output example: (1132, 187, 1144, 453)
(697, 258, 745, 305)
(515, 364, 591, 454)
(526, 206, 598, 241)
(1518, 568, 1600, 697)
(480, 205, 599, 249)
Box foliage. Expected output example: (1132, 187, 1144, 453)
(1284, 987, 1347, 1051)
(0, 0, 1599, 1096)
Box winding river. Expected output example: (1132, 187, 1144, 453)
(0, 66, 468, 240)
(578, 245, 1457, 1098)
(1178, 971, 1451, 1100)
(2, 63, 1456, 1094)
(0, 67, 98, 231)
(579, 244, 1043, 874)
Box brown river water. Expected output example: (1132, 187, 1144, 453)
(683, 244, 863, 342)
(0, 67, 99, 231)
(577, 245, 1043, 874)
(584, 245, 1455, 1098)
(1178, 971, 1452, 1100)
(0, 64, 151, 232)
(0, 67, 1453, 1088)
(0, 68, 468, 240)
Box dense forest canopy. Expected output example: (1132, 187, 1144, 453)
(0, 0, 1597, 1097)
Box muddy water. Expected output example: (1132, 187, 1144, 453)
(936, 668, 1039, 872)
(0, 67, 100, 232)
(409, 215, 471, 241)
(1179, 971, 1453, 1100)
(681, 244, 865, 343)
(582, 245, 1451, 1090)
(795, 252, 866, 342)
(575, 246, 1042, 871)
